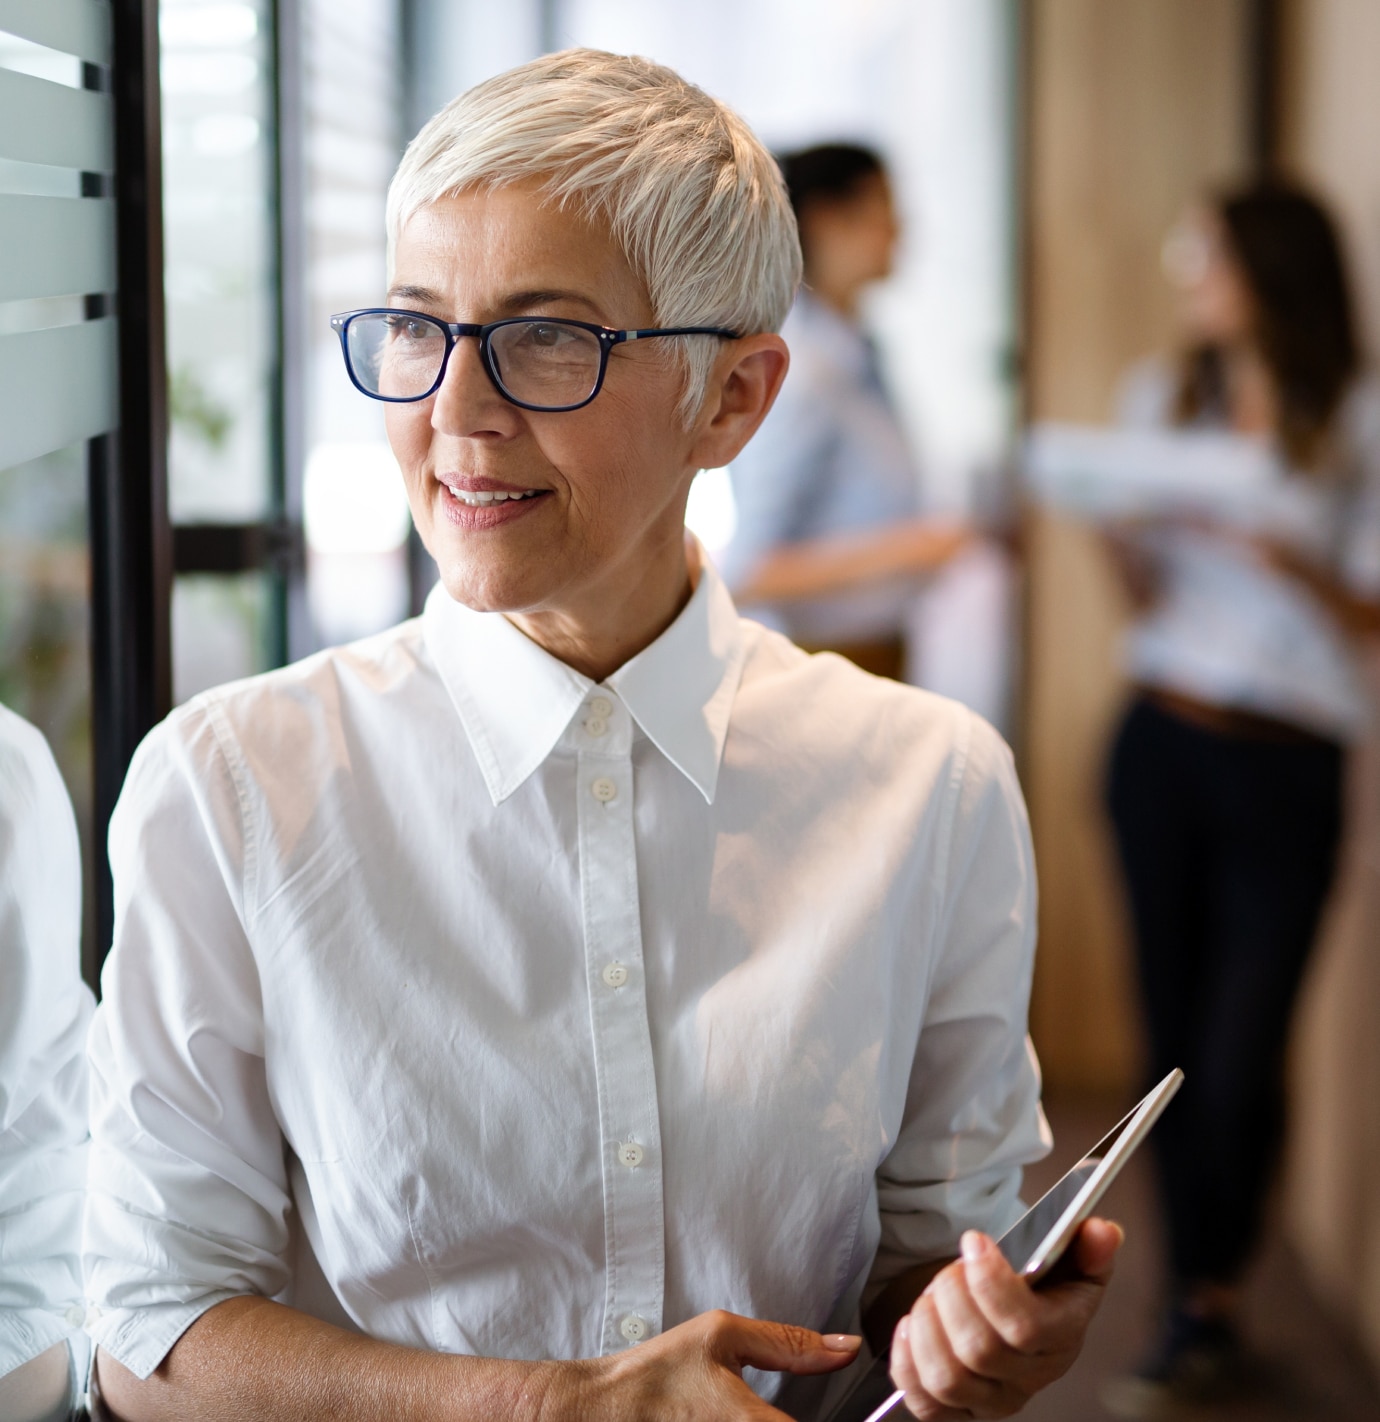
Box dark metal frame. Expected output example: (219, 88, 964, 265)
(88, 0, 172, 975)
(331, 308, 740, 412)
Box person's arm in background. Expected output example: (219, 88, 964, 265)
(735, 519, 971, 605)
(0, 706, 94, 1422)
(862, 713, 1120, 1418)
(1254, 384, 1380, 636)
(722, 366, 969, 606)
(88, 709, 860, 1422)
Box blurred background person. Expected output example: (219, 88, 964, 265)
(719, 143, 969, 681)
(0, 703, 93, 1422)
(1099, 181, 1380, 1416)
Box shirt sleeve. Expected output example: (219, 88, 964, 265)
(868, 712, 1051, 1293)
(719, 366, 839, 591)
(84, 702, 290, 1380)
(0, 707, 93, 1379)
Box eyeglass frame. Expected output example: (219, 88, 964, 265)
(330, 308, 743, 413)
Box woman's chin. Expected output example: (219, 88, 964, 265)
(434, 558, 562, 618)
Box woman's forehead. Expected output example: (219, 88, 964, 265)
(391, 187, 648, 319)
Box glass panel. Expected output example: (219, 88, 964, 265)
(0, 12, 115, 975)
(302, 0, 411, 646)
(0, 317, 118, 467)
(161, 0, 276, 523)
(0, 0, 113, 66)
(0, 439, 93, 924)
(0, 193, 117, 301)
(0, 66, 113, 170)
(171, 572, 274, 703)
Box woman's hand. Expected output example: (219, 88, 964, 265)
(888, 1219, 1122, 1420)
(572, 1309, 862, 1422)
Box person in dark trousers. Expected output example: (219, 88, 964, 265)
(1100, 181, 1380, 1416)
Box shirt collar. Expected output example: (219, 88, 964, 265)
(423, 547, 746, 807)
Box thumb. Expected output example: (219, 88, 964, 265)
(705, 1312, 862, 1376)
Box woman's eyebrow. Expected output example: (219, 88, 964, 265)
(387, 283, 444, 306)
(496, 288, 604, 316)
(383, 285, 607, 317)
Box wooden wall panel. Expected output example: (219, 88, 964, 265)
(1021, 0, 1251, 1091)
(1278, 0, 1380, 1376)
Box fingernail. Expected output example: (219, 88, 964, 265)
(961, 1230, 989, 1262)
(897, 1317, 910, 1342)
(824, 1333, 862, 1352)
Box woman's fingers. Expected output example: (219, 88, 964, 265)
(702, 1310, 862, 1377)
(889, 1314, 978, 1421)
(887, 1302, 1007, 1422)
(927, 1250, 1049, 1388)
(1068, 1217, 1125, 1283)
(890, 1221, 1125, 1418)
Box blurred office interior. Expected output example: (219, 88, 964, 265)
(1, 1, 1379, 1414)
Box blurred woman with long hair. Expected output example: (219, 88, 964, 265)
(1104, 180, 1380, 1414)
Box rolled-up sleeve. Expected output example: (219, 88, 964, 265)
(870, 714, 1051, 1291)
(84, 704, 289, 1379)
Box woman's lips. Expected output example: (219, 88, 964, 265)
(436, 479, 551, 530)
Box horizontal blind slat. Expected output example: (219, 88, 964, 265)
(0, 67, 112, 171)
(0, 0, 112, 68)
(0, 317, 117, 469)
(0, 195, 115, 299)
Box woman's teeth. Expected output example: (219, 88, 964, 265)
(448, 487, 540, 506)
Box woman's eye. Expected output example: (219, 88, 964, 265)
(385, 316, 433, 341)
(526, 322, 569, 347)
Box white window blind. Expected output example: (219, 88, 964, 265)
(0, 0, 117, 473)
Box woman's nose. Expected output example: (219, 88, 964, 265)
(430, 335, 514, 437)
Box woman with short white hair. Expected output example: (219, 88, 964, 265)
(87, 49, 1118, 1421)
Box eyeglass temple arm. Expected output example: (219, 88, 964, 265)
(623, 326, 742, 342)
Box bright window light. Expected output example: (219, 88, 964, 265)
(685, 466, 738, 556)
(304, 443, 412, 556)
(160, 52, 258, 95)
(192, 114, 261, 156)
(160, 4, 259, 48)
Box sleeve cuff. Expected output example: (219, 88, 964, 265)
(85, 1291, 240, 1381)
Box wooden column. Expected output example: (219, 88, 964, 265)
(1020, 0, 1251, 1090)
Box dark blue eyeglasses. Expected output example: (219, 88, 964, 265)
(331, 309, 740, 412)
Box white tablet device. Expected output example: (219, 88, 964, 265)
(823, 1068, 1184, 1422)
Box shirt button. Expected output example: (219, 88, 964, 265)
(591, 776, 617, 803)
(64, 1304, 85, 1329)
(620, 1313, 649, 1343)
(617, 1140, 645, 1168)
(590, 696, 614, 718)
(585, 716, 609, 737)
(601, 961, 629, 988)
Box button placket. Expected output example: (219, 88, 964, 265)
(575, 698, 666, 1352)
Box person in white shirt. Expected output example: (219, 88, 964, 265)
(87, 48, 1120, 1422)
(0, 703, 93, 1422)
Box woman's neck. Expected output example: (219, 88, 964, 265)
(1221, 342, 1278, 436)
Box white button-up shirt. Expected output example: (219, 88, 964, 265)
(86, 553, 1048, 1416)
(1, 704, 93, 1381)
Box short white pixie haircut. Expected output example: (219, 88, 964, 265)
(386, 48, 802, 421)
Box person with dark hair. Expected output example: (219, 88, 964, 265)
(720, 143, 968, 681)
(1101, 180, 1380, 1416)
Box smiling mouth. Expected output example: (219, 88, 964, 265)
(447, 487, 544, 507)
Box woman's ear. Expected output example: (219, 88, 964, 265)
(687, 334, 790, 471)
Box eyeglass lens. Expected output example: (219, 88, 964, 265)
(345, 314, 606, 407)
